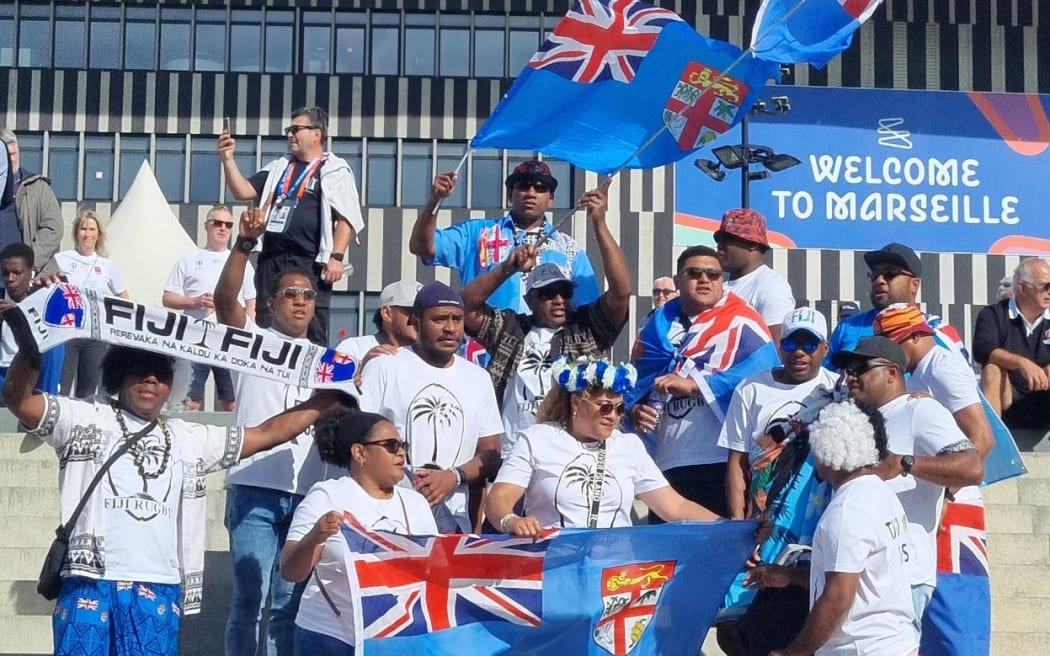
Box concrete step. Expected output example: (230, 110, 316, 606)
(1018, 478, 1050, 507)
(992, 596, 1050, 633)
(1016, 453, 1050, 478)
(0, 613, 53, 653)
(0, 458, 59, 487)
(987, 533, 1050, 566)
(982, 477, 1019, 505)
(985, 503, 1037, 534)
(0, 434, 54, 462)
(0, 580, 58, 617)
(992, 631, 1050, 656)
(991, 563, 1050, 599)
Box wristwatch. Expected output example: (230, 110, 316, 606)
(235, 237, 257, 253)
(901, 455, 915, 477)
(330, 252, 345, 262)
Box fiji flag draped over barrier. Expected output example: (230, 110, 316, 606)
(470, 0, 779, 173)
(342, 514, 758, 656)
(750, 0, 885, 68)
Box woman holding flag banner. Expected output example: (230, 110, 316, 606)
(280, 404, 437, 654)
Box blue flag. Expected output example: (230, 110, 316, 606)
(750, 0, 885, 68)
(343, 517, 758, 656)
(471, 0, 778, 173)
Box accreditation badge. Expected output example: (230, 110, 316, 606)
(266, 198, 298, 233)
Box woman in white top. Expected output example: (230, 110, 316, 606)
(486, 357, 721, 535)
(54, 209, 129, 398)
(281, 405, 438, 655)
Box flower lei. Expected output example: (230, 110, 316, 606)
(550, 356, 638, 395)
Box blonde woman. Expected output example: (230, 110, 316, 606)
(54, 209, 129, 397)
(486, 356, 722, 535)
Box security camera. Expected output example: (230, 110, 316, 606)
(771, 96, 791, 112)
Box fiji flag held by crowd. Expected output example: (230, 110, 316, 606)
(750, 0, 885, 68)
(342, 514, 758, 656)
(471, 0, 778, 173)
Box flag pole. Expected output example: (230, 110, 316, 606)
(533, 0, 814, 246)
(432, 146, 472, 213)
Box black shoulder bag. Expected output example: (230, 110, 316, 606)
(37, 419, 158, 600)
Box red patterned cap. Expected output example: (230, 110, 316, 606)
(505, 160, 558, 192)
(715, 208, 768, 247)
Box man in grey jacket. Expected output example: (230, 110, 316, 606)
(0, 129, 63, 275)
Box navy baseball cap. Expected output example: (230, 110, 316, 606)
(412, 282, 463, 313)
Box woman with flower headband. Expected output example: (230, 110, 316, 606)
(486, 356, 721, 535)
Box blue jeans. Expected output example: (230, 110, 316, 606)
(294, 627, 355, 655)
(224, 485, 305, 656)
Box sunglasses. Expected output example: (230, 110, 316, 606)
(361, 438, 408, 455)
(512, 180, 552, 193)
(843, 360, 897, 377)
(867, 268, 915, 282)
(209, 220, 234, 229)
(681, 267, 724, 281)
(652, 288, 676, 297)
(1022, 280, 1050, 293)
(780, 338, 822, 354)
(536, 286, 573, 301)
(278, 287, 317, 301)
(580, 397, 627, 417)
(284, 124, 319, 136)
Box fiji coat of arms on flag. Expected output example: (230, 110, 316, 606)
(663, 62, 750, 151)
(594, 561, 676, 656)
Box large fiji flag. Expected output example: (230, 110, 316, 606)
(750, 0, 885, 68)
(342, 513, 758, 656)
(471, 0, 779, 173)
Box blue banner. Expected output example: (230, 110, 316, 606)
(675, 86, 1050, 255)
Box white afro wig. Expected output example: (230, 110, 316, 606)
(809, 400, 884, 472)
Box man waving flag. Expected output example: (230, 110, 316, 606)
(750, 0, 885, 67)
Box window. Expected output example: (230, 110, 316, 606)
(404, 14, 436, 77)
(159, 8, 191, 71)
(83, 135, 115, 201)
(302, 11, 332, 74)
(400, 142, 432, 207)
(334, 13, 365, 74)
(260, 137, 287, 167)
(438, 14, 469, 77)
(370, 13, 399, 76)
(225, 137, 258, 203)
(118, 135, 150, 199)
(509, 16, 540, 76)
(543, 157, 573, 209)
(436, 144, 467, 208)
(0, 5, 13, 67)
(366, 141, 396, 206)
(195, 9, 226, 72)
(54, 5, 86, 69)
(229, 10, 261, 72)
(264, 10, 293, 73)
(16, 134, 44, 179)
(331, 138, 363, 189)
(18, 4, 51, 68)
(473, 15, 505, 78)
(189, 137, 220, 203)
(124, 7, 157, 71)
(88, 5, 122, 69)
(47, 135, 80, 201)
(155, 137, 186, 202)
(471, 151, 504, 209)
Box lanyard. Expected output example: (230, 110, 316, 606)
(586, 441, 608, 529)
(276, 158, 322, 201)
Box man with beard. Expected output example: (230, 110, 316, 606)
(359, 282, 503, 532)
(460, 185, 629, 454)
(832, 337, 983, 636)
(215, 209, 328, 656)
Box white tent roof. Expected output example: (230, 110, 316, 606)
(104, 160, 196, 306)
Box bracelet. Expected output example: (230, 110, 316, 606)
(455, 466, 468, 486)
(449, 467, 464, 486)
(330, 252, 345, 262)
(499, 513, 521, 533)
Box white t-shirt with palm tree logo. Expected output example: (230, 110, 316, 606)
(359, 346, 504, 531)
(495, 423, 668, 528)
(500, 326, 559, 454)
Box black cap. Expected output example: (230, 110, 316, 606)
(863, 243, 921, 277)
(830, 336, 907, 372)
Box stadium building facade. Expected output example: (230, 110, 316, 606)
(1, 0, 1045, 351)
